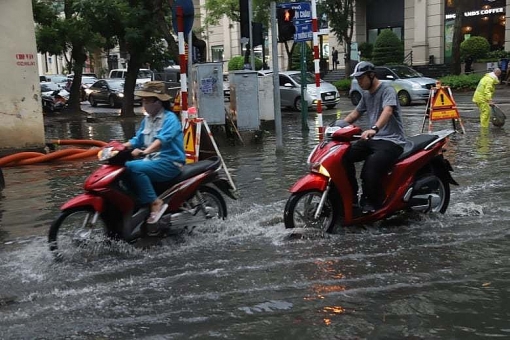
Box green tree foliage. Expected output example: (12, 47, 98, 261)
(228, 55, 263, 71)
(372, 29, 404, 65)
(290, 43, 313, 71)
(460, 36, 490, 60)
(358, 42, 373, 60)
(77, 0, 178, 116)
(33, 0, 104, 112)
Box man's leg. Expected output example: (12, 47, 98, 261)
(360, 140, 403, 211)
(343, 140, 371, 205)
(479, 102, 491, 128)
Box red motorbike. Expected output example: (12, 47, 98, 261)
(48, 141, 236, 257)
(284, 125, 458, 232)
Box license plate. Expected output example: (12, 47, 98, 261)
(325, 95, 334, 100)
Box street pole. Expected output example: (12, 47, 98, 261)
(248, 0, 255, 70)
(271, 2, 283, 151)
(311, 0, 323, 140)
(300, 42, 309, 131)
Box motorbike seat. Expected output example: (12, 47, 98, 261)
(397, 134, 438, 160)
(153, 156, 221, 194)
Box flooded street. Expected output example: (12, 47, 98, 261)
(1, 97, 510, 339)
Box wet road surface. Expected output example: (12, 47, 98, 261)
(1, 94, 510, 339)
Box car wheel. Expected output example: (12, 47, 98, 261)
(294, 97, 302, 111)
(398, 90, 411, 106)
(89, 95, 97, 107)
(350, 91, 361, 106)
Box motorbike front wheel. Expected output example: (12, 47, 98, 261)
(284, 190, 337, 233)
(48, 207, 109, 257)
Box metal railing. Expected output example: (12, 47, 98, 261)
(404, 51, 413, 66)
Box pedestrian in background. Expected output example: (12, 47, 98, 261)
(332, 47, 339, 70)
(472, 68, 501, 128)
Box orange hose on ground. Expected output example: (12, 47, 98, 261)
(49, 139, 107, 147)
(0, 139, 108, 167)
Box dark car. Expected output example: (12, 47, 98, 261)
(87, 79, 140, 107)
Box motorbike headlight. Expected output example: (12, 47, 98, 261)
(118, 93, 124, 98)
(98, 147, 118, 161)
(310, 162, 330, 177)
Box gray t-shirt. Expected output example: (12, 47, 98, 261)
(356, 82, 407, 147)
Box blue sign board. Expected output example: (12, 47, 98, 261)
(294, 23, 313, 42)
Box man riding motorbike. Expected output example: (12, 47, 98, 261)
(337, 61, 407, 214)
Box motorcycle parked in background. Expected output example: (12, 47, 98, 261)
(284, 125, 458, 232)
(48, 141, 236, 258)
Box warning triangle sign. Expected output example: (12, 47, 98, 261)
(432, 88, 454, 108)
(184, 125, 195, 154)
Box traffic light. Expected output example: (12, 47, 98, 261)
(277, 8, 296, 42)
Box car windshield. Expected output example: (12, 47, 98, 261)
(388, 66, 422, 79)
(82, 77, 97, 84)
(138, 70, 152, 78)
(40, 83, 60, 92)
(289, 73, 321, 85)
(107, 80, 125, 91)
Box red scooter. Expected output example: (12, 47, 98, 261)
(48, 141, 236, 257)
(284, 125, 458, 232)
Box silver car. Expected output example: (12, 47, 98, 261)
(349, 65, 437, 106)
(279, 71, 340, 111)
(258, 70, 340, 110)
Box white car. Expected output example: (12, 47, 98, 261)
(258, 70, 340, 111)
(349, 65, 437, 106)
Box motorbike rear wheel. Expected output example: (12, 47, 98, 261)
(192, 186, 227, 219)
(411, 174, 450, 214)
(284, 190, 337, 232)
(48, 207, 109, 258)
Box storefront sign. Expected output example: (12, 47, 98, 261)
(446, 7, 504, 19)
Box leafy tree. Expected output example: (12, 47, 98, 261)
(33, 0, 104, 113)
(319, 0, 355, 76)
(78, 0, 177, 117)
(204, 0, 299, 70)
(450, 0, 478, 75)
(372, 29, 404, 65)
(290, 43, 313, 72)
(228, 55, 263, 70)
(460, 36, 490, 60)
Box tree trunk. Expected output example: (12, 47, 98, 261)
(121, 53, 142, 117)
(450, 5, 464, 75)
(64, 46, 87, 113)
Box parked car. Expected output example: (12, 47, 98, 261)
(80, 76, 98, 101)
(349, 65, 437, 106)
(278, 71, 340, 111)
(40, 82, 69, 112)
(109, 68, 153, 88)
(87, 79, 141, 108)
(45, 74, 68, 88)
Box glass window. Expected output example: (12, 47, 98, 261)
(368, 29, 379, 45)
(211, 46, 224, 62)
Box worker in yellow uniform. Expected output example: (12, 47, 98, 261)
(472, 68, 501, 128)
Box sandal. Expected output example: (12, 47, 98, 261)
(147, 202, 168, 224)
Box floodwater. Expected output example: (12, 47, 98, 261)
(1, 101, 510, 339)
